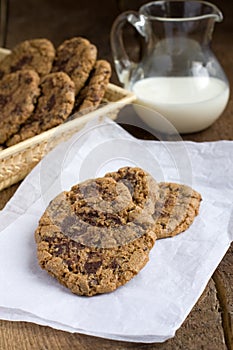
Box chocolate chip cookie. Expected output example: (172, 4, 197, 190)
(0, 70, 40, 144)
(0, 38, 55, 79)
(74, 60, 111, 114)
(153, 182, 202, 239)
(52, 37, 97, 95)
(35, 167, 158, 296)
(106, 171, 202, 239)
(6, 72, 75, 146)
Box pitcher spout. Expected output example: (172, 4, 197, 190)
(202, 1, 223, 23)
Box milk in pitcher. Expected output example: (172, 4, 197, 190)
(133, 77, 229, 133)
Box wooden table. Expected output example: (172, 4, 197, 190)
(0, 0, 232, 348)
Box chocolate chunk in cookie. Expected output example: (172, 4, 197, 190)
(6, 72, 75, 146)
(0, 70, 40, 144)
(74, 60, 111, 114)
(35, 167, 158, 296)
(0, 39, 55, 78)
(52, 37, 97, 95)
(153, 182, 202, 239)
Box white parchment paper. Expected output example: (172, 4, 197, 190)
(0, 117, 232, 343)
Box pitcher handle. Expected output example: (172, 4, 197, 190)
(110, 11, 146, 87)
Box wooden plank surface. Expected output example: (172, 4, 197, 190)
(0, 0, 232, 348)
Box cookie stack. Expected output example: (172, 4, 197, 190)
(0, 38, 111, 148)
(35, 167, 201, 296)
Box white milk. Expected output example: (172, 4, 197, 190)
(132, 77, 229, 133)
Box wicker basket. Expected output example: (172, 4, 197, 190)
(0, 49, 135, 190)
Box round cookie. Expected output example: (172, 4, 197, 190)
(52, 37, 97, 95)
(0, 70, 40, 144)
(106, 171, 202, 239)
(35, 167, 158, 296)
(6, 72, 75, 146)
(74, 59, 111, 115)
(153, 182, 202, 239)
(0, 38, 55, 78)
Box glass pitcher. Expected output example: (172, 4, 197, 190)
(111, 0, 230, 133)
